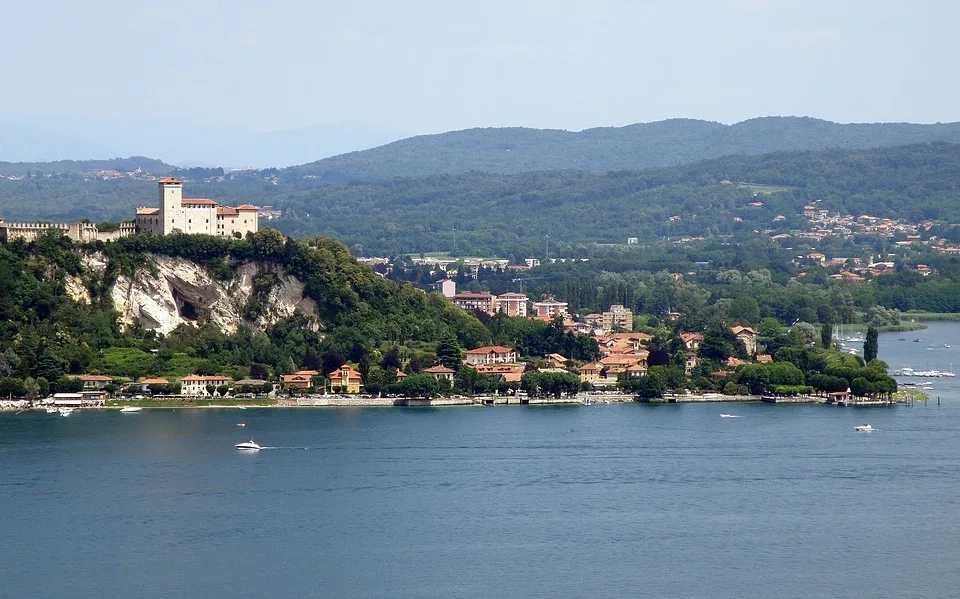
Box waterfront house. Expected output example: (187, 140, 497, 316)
(423, 365, 455, 382)
(472, 363, 525, 383)
(579, 363, 602, 385)
(329, 366, 363, 394)
(70, 374, 113, 390)
(180, 374, 232, 396)
(281, 370, 321, 391)
(464, 346, 518, 366)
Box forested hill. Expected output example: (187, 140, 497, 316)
(272, 142, 960, 257)
(0, 156, 173, 176)
(289, 117, 960, 181)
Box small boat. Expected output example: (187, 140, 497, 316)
(235, 440, 261, 450)
(238, 406, 247, 410)
(45, 406, 59, 414)
(236, 422, 246, 427)
(854, 424, 873, 432)
(913, 339, 922, 343)
(120, 406, 143, 413)
(720, 414, 740, 418)
(58, 408, 74, 417)
(945, 344, 952, 348)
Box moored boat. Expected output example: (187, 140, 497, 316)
(120, 407, 143, 413)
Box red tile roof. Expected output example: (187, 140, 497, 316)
(235, 204, 258, 211)
(181, 198, 218, 206)
(465, 345, 515, 354)
(158, 177, 183, 184)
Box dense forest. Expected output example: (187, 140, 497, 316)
(3, 143, 960, 259)
(289, 117, 960, 181)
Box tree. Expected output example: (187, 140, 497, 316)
(863, 327, 879, 363)
(250, 363, 268, 380)
(23, 377, 39, 401)
(380, 346, 401, 371)
(820, 315, 833, 349)
(398, 374, 440, 399)
(435, 331, 463, 370)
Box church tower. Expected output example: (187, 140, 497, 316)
(157, 177, 184, 234)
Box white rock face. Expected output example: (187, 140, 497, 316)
(107, 254, 319, 335)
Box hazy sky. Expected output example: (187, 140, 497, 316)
(3, 0, 959, 135)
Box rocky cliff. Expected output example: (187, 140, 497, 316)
(68, 252, 319, 335)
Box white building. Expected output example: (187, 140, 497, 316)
(136, 178, 258, 237)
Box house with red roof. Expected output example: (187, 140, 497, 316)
(464, 346, 518, 366)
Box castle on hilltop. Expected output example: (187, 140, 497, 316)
(0, 178, 259, 243)
(135, 178, 258, 237)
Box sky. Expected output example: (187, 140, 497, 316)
(1, 0, 958, 162)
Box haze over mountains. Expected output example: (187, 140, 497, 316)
(0, 116, 406, 168)
(3, 116, 960, 175)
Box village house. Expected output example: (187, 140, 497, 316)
(329, 366, 363, 394)
(281, 370, 321, 390)
(70, 374, 113, 390)
(138, 377, 170, 392)
(472, 363, 526, 383)
(464, 346, 518, 366)
(180, 374, 231, 396)
(579, 363, 602, 385)
(680, 333, 703, 351)
(423, 365, 455, 382)
(730, 326, 758, 355)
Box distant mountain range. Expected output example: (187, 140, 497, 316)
(4, 116, 960, 179)
(290, 117, 960, 181)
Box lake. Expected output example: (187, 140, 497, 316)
(2, 323, 960, 598)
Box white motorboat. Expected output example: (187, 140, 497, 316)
(58, 408, 74, 417)
(720, 414, 740, 418)
(236, 422, 246, 427)
(235, 440, 261, 450)
(120, 407, 143, 413)
(45, 406, 59, 414)
(854, 424, 873, 432)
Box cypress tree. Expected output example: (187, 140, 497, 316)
(863, 327, 879, 363)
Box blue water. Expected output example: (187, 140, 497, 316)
(3, 324, 960, 599)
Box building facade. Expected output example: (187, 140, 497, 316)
(495, 292, 529, 317)
(464, 346, 518, 366)
(532, 296, 569, 319)
(136, 178, 259, 237)
(452, 292, 496, 314)
(601, 304, 633, 332)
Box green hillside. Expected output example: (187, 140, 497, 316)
(289, 117, 960, 181)
(271, 142, 960, 257)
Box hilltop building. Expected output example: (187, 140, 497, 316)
(135, 178, 258, 237)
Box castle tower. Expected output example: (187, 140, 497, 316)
(158, 177, 184, 234)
